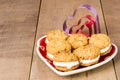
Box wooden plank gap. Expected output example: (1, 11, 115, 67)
(28, 0, 42, 80)
(99, 0, 109, 35)
(113, 59, 118, 80)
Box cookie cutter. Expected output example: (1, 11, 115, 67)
(63, 4, 101, 36)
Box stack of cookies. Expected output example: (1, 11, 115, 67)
(45, 30, 112, 72)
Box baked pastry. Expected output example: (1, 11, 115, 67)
(46, 40, 71, 61)
(73, 45, 100, 66)
(53, 52, 79, 71)
(46, 30, 68, 44)
(89, 34, 112, 56)
(67, 34, 88, 49)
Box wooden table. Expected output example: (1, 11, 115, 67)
(0, 0, 120, 80)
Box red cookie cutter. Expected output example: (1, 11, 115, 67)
(63, 4, 101, 37)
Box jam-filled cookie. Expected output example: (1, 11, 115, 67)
(89, 34, 112, 56)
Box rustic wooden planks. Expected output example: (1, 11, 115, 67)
(0, 0, 40, 80)
(101, 0, 120, 80)
(30, 0, 117, 80)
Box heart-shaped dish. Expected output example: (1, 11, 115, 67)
(36, 36, 118, 76)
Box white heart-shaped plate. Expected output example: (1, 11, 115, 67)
(36, 36, 118, 76)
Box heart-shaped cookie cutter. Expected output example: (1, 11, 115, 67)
(63, 4, 101, 36)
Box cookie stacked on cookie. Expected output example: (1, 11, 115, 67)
(45, 29, 112, 72)
(46, 30, 80, 71)
(46, 39, 71, 61)
(67, 34, 88, 49)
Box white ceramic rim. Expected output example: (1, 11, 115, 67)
(36, 36, 118, 76)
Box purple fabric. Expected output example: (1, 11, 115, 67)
(63, 4, 101, 34)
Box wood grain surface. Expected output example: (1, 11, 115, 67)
(30, 0, 117, 80)
(0, 0, 119, 80)
(101, 0, 120, 80)
(0, 0, 40, 80)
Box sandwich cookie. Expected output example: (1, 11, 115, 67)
(53, 52, 79, 72)
(67, 34, 88, 49)
(73, 45, 100, 66)
(89, 34, 112, 56)
(46, 30, 68, 44)
(46, 40, 71, 61)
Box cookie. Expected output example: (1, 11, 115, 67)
(53, 52, 79, 72)
(89, 34, 112, 56)
(46, 30, 68, 44)
(73, 45, 100, 66)
(46, 40, 71, 61)
(67, 34, 88, 49)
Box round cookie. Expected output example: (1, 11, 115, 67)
(67, 34, 88, 49)
(53, 52, 80, 72)
(89, 34, 112, 56)
(46, 40, 71, 61)
(73, 45, 100, 66)
(46, 30, 68, 44)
